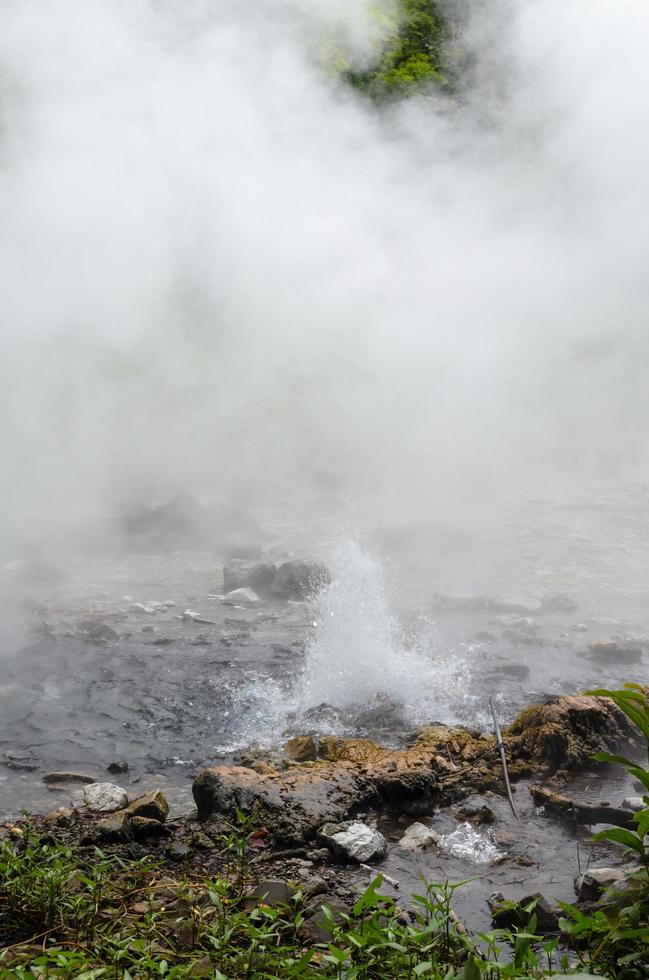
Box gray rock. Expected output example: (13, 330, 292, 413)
(96, 811, 133, 843)
(319, 820, 387, 863)
(541, 593, 578, 613)
(490, 892, 560, 933)
(244, 879, 297, 910)
(398, 821, 441, 851)
(575, 868, 627, 902)
(271, 561, 330, 600)
(302, 875, 329, 897)
(83, 782, 128, 812)
(300, 899, 350, 943)
(223, 587, 261, 607)
(223, 560, 277, 596)
(107, 760, 129, 774)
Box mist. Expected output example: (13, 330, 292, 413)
(2, 0, 649, 556)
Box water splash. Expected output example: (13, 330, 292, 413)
(297, 540, 470, 724)
(440, 823, 504, 865)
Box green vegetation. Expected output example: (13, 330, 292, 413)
(343, 1, 457, 101)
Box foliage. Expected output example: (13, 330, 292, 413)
(342, 1, 458, 101)
(0, 822, 586, 980)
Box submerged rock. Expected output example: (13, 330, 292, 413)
(43, 771, 95, 785)
(223, 587, 261, 607)
(271, 560, 330, 599)
(319, 820, 387, 863)
(223, 560, 277, 596)
(83, 782, 128, 812)
(398, 821, 441, 851)
(489, 892, 560, 933)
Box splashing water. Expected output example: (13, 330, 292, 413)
(440, 823, 504, 865)
(297, 540, 470, 723)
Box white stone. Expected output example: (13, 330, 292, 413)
(83, 782, 128, 812)
(398, 821, 441, 851)
(320, 820, 387, 863)
(574, 867, 626, 902)
(623, 796, 646, 812)
(223, 587, 261, 607)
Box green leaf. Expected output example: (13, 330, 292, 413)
(593, 827, 645, 855)
(460, 957, 481, 980)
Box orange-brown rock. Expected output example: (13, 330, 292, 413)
(193, 693, 641, 842)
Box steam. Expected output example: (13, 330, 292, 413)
(2, 0, 649, 553)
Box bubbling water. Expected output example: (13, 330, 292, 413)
(297, 540, 470, 724)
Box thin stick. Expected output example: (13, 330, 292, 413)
(489, 698, 519, 820)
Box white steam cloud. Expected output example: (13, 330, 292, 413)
(1, 0, 649, 553)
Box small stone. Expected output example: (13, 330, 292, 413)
(284, 735, 317, 762)
(131, 816, 171, 839)
(541, 593, 578, 613)
(244, 879, 297, 910)
(43, 771, 95, 785)
(575, 868, 627, 902)
(96, 811, 133, 843)
(223, 587, 261, 607)
(83, 782, 129, 812)
(306, 848, 331, 864)
(167, 841, 190, 861)
(302, 875, 329, 897)
(398, 822, 441, 851)
(2, 752, 39, 771)
(107, 761, 129, 774)
(271, 560, 329, 600)
(299, 899, 349, 943)
(42, 807, 75, 827)
(126, 789, 169, 822)
(319, 820, 387, 864)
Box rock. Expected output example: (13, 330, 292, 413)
(284, 735, 317, 762)
(306, 848, 331, 863)
(319, 820, 387, 863)
(2, 752, 39, 771)
(130, 816, 171, 838)
(107, 760, 129, 774)
(223, 560, 277, 596)
(122, 493, 205, 544)
(43, 771, 95, 785)
(42, 807, 76, 827)
(244, 879, 297, 910)
(302, 875, 329, 897)
(223, 587, 261, 607)
(299, 899, 350, 943)
(575, 868, 626, 903)
(454, 804, 496, 825)
(166, 841, 190, 861)
(622, 796, 646, 811)
(193, 764, 375, 844)
(96, 811, 133, 843)
(83, 782, 128, 812)
(398, 822, 441, 851)
(79, 619, 118, 644)
(586, 641, 644, 665)
(490, 892, 560, 933)
(541, 593, 578, 613)
(126, 790, 169, 822)
(271, 560, 329, 600)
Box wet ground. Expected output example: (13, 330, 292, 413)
(1, 481, 647, 927)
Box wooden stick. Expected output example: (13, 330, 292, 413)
(490, 698, 519, 820)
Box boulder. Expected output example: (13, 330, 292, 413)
(271, 561, 330, 600)
(244, 879, 297, 910)
(223, 560, 277, 596)
(193, 764, 377, 844)
(622, 796, 646, 811)
(223, 587, 261, 607)
(284, 735, 317, 762)
(575, 868, 627, 903)
(319, 820, 387, 863)
(83, 782, 128, 812)
(398, 821, 441, 851)
(126, 789, 169, 823)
